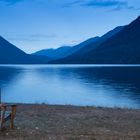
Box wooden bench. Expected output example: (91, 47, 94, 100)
(0, 104, 17, 130)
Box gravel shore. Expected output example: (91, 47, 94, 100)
(0, 104, 140, 140)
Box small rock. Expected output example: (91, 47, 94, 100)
(30, 131, 33, 134)
(6, 133, 9, 136)
(35, 127, 39, 130)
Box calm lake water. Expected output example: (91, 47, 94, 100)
(0, 65, 140, 109)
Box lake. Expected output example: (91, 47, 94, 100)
(0, 65, 140, 109)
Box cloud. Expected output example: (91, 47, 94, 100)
(0, 0, 45, 5)
(0, 0, 24, 5)
(62, 0, 83, 8)
(6, 34, 56, 42)
(1, 0, 137, 10)
(84, 0, 127, 8)
(63, 0, 137, 10)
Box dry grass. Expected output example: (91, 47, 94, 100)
(0, 104, 140, 140)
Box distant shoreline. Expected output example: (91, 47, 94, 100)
(0, 64, 140, 67)
(4, 102, 140, 110)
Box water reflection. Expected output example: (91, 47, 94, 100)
(0, 65, 140, 108)
(0, 66, 22, 87)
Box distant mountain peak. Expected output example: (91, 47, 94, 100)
(135, 15, 140, 22)
(128, 15, 140, 26)
(137, 15, 140, 20)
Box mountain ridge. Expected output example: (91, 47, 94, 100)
(33, 37, 100, 60)
(0, 36, 49, 64)
(0, 16, 140, 64)
(50, 16, 140, 64)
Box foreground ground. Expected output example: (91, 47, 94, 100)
(0, 104, 140, 140)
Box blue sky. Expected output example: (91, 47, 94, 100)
(0, 0, 140, 53)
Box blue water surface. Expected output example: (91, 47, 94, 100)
(0, 65, 140, 109)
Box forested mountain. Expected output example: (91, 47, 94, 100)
(0, 36, 49, 64)
(50, 16, 140, 64)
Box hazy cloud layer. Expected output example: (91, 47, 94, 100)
(0, 0, 137, 10)
(6, 34, 56, 42)
(63, 0, 136, 10)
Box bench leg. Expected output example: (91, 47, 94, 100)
(10, 116, 14, 129)
(0, 120, 4, 130)
(10, 106, 16, 129)
(0, 106, 6, 130)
